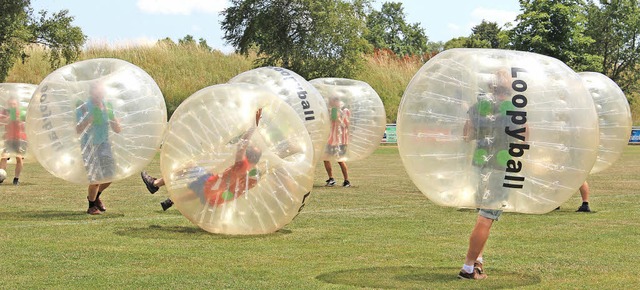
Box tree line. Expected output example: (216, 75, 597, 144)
(2, 0, 639, 99)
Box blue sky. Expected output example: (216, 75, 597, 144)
(30, 0, 521, 53)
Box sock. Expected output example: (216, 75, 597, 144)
(97, 191, 102, 199)
(13, 177, 19, 182)
(476, 257, 484, 264)
(462, 264, 474, 274)
(582, 201, 589, 206)
(88, 200, 96, 208)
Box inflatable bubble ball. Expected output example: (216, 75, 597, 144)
(26, 58, 167, 185)
(579, 72, 632, 174)
(397, 48, 599, 214)
(0, 83, 37, 163)
(0, 168, 6, 183)
(160, 83, 314, 235)
(229, 67, 329, 164)
(309, 78, 387, 162)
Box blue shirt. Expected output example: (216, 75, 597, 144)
(76, 99, 113, 145)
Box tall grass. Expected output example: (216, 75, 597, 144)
(7, 44, 255, 115)
(6, 45, 639, 124)
(355, 50, 423, 122)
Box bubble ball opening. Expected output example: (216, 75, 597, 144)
(160, 83, 314, 235)
(228, 66, 329, 165)
(25, 58, 167, 185)
(397, 48, 599, 214)
(578, 72, 632, 174)
(310, 78, 387, 162)
(0, 83, 37, 163)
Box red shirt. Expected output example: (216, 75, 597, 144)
(203, 156, 258, 205)
(2, 109, 26, 141)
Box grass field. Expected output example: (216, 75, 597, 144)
(1, 145, 639, 289)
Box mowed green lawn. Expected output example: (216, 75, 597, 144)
(1, 145, 639, 289)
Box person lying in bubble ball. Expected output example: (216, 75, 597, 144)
(142, 109, 262, 210)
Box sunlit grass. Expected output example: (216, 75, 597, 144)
(0, 146, 639, 288)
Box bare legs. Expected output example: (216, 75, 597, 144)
(324, 161, 349, 181)
(464, 215, 494, 266)
(579, 181, 589, 203)
(88, 182, 111, 202)
(0, 156, 23, 183)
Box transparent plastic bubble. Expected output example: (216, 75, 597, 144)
(25, 58, 167, 184)
(160, 83, 314, 235)
(228, 67, 329, 164)
(0, 83, 36, 163)
(309, 78, 387, 162)
(397, 48, 599, 214)
(579, 72, 632, 174)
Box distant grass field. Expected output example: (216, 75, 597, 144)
(1, 146, 639, 289)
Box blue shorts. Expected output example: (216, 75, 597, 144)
(478, 209, 503, 221)
(188, 173, 212, 203)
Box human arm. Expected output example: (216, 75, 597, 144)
(0, 109, 8, 123)
(107, 102, 121, 133)
(463, 119, 474, 141)
(75, 104, 93, 134)
(110, 118, 122, 133)
(235, 126, 256, 162)
(234, 109, 261, 162)
(341, 108, 350, 128)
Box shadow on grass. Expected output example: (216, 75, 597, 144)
(456, 208, 598, 215)
(114, 224, 293, 240)
(316, 266, 541, 289)
(0, 210, 124, 221)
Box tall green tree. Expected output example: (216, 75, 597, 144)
(584, 0, 640, 93)
(364, 2, 428, 56)
(443, 36, 468, 50)
(510, 0, 598, 71)
(198, 38, 212, 51)
(221, 0, 371, 79)
(0, 0, 86, 82)
(466, 20, 501, 48)
(178, 35, 196, 47)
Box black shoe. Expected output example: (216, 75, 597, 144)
(474, 261, 483, 274)
(576, 204, 591, 212)
(160, 198, 174, 211)
(325, 178, 336, 187)
(342, 180, 351, 187)
(13, 178, 19, 186)
(458, 268, 487, 280)
(141, 171, 159, 194)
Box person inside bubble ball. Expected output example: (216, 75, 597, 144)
(141, 109, 263, 210)
(458, 68, 528, 280)
(0, 96, 27, 185)
(324, 96, 351, 187)
(75, 82, 122, 215)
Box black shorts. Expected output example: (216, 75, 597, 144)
(3, 139, 27, 155)
(325, 144, 347, 157)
